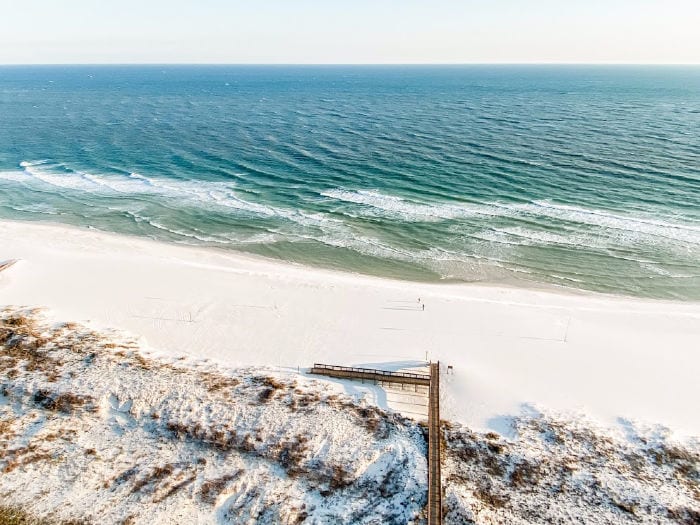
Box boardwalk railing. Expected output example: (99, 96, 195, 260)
(309, 363, 430, 386)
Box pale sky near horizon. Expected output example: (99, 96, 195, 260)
(1, 0, 699, 65)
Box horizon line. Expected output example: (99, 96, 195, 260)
(1, 62, 699, 67)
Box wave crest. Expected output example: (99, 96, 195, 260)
(321, 188, 700, 246)
(320, 188, 494, 221)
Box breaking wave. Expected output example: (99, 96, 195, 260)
(320, 188, 497, 221)
(321, 188, 700, 246)
(13, 161, 279, 218)
(2, 158, 698, 298)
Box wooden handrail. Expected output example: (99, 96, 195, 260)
(311, 363, 430, 381)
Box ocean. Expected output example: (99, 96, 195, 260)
(0, 65, 698, 299)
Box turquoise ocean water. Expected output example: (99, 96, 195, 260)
(0, 66, 698, 299)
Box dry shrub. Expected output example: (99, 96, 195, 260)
(667, 506, 700, 525)
(291, 391, 320, 411)
(0, 506, 59, 525)
(649, 444, 699, 471)
(199, 471, 242, 504)
(257, 387, 275, 403)
(271, 435, 309, 477)
(164, 418, 321, 485)
(0, 312, 112, 381)
(445, 429, 511, 481)
(352, 406, 391, 440)
(325, 396, 400, 441)
(153, 474, 197, 503)
(201, 372, 240, 393)
(108, 466, 140, 488)
(131, 463, 175, 493)
(32, 389, 93, 414)
(0, 419, 14, 438)
(0, 427, 74, 473)
(130, 353, 151, 370)
(646, 443, 700, 498)
(288, 510, 308, 525)
(252, 376, 285, 403)
(1, 444, 54, 473)
(509, 459, 543, 488)
(329, 464, 353, 491)
(38, 429, 76, 443)
(107, 462, 195, 502)
(473, 481, 510, 508)
(307, 462, 354, 496)
(166, 420, 258, 455)
(251, 376, 284, 389)
(0, 314, 55, 371)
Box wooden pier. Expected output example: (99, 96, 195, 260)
(309, 362, 442, 524)
(427, 362, 442, 525)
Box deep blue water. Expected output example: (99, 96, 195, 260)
(1, 65, 699, 299)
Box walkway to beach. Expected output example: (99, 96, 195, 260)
(309, 363, 430, 386)
(427, 362, 441, 525)
(309, 362, 442, 524)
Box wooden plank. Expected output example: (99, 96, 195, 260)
(428, 362, 442, 525)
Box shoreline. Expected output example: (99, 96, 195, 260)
(3, 217, 695, 305)
(1, 219, 699, 436)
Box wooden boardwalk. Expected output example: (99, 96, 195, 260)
(309, 362, 442, 524)
(428, 362, 442, 525)
(309, 363, 430, 386)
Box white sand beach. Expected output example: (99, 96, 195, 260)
(1, 220, 699, 436)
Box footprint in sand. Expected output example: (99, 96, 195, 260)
(102, 393, 136, 433)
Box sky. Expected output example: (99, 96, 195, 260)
(1, 0, 699, 64)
